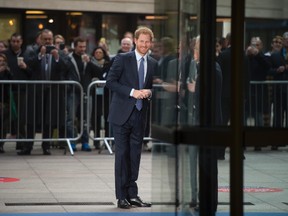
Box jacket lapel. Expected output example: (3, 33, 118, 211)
(144, 57, 153, 87)
(129, 52, 139, 88)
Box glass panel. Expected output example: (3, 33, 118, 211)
(243, 0, 288, 214)
(151, 0, 200, 128)
(178, 143, 199, 213)
(151, 0, 201, 213)
(244, 1, 288, 133)
(150, 0, 286, 215)
(151, 143, 177, 213)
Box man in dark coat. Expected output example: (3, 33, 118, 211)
(18, 29, 66, 155)
(65, 36, 102, 152)
(192, 36, 223, 214)
(4, 33, 32, 151)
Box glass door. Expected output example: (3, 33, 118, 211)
(151, 0, 288, 215)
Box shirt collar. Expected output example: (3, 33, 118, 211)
(135, 50, 147, 62)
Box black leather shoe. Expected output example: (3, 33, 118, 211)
(117, 199, 131, 209)
(43, 149, 51, 155)
(17, 149, 31, 155)
(128, 196, 151, 207)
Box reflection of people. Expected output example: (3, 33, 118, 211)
(193, 35, 222, 214)
(186, 37, 200, 210)
(153, 36, 177, 126)
(216, 32, 231, 160)
(106, 26, 157, 209)
(268, 34, 287, 150)
(246, 37, 271, 151)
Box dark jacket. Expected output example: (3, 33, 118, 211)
(106, 51, 158, 126)
(248, 52, 271, 81)
(65, 53, 102, 93)
(26, 52, 67, 127)
(4, 48, 32, 81)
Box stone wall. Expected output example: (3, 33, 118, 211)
(0, 0, 155, 14)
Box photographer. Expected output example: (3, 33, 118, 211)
(18, 29, 66, 155)
(54, 34, 69, 62)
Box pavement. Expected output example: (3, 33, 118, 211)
(0, 141, 288, 215)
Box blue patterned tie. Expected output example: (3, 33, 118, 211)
(136, 57, 144, 110)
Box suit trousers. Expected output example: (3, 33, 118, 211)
(112, 107, 145, 200)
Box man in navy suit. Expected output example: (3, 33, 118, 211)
(106, 26, 158, 209)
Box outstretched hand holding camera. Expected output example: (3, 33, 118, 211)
(40, 45, 59, 60)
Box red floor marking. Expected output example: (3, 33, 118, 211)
(218, 186, 283, 193)
(0, 177, 20, 183)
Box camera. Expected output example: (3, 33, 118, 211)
(59, 43, 65, 50)
(45, 45, 56, 53)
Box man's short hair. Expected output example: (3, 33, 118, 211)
(73, 37, 86, 47)
(283, 32, 288, 39)
(134, 26, 154, 41)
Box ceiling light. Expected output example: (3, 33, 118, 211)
(26, 10, 45, 14)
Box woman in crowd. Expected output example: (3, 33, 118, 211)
(90, 46, 111, 149)
(91, 46, 111, 78)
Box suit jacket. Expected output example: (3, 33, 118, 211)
(26, 53, 66, 127)
(106, 51, 158, 126)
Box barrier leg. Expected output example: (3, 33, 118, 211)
(99, 138, 113, 154)
(66, 139, 74, 156)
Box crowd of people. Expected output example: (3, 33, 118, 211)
(242, 33, 288, 151)
(0, 26, 153, 155)
(0, 30, 106, 154)
(1, 25, 288, 213)
(0, 28, 287, 155)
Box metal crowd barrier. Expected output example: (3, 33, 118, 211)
(86, 80, 113, 154)
(0, 80, 154, 156)
(247, 80, 288, 128)
(0, 80, 83, 155)
(87, 80, 154, 154)
(3, 79, 286, 155)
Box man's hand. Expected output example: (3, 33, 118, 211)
(133, 89, 151, 99)
(50, 48, 59, 60)
(277, 65, 285, 73)
(39, 46, 46, 56)
(187, 80, 196, 93)
(18, 61, 27, 69)
(246, 46, 259, 56)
